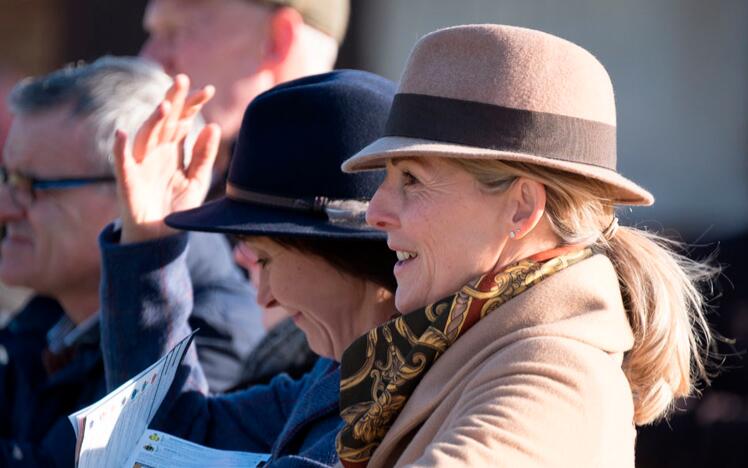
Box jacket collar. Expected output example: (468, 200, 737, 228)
(46, 312, 100, 353)
(6, 296, 64, 334)
(43, 321, 102, 388)
(369, 253, 634, 466)
(274, 358, 343, 455)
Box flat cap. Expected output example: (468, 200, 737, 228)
(257, 0, 350, 44)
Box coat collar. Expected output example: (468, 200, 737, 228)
(275, 358, 343, 455)
(369, 253, 634, 466)
(43, 321, 102, 389)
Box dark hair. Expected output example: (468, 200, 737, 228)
(273, 236, 397, 292)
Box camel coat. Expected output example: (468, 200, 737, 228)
(362, 253, 637, 467)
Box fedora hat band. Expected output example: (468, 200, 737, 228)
(384, 93, 617, 170)
(225, 182, 371, 230)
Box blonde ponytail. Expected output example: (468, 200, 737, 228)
(602, 227, 715, 424)
(454, 158, 717, 425)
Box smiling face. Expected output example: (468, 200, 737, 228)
(0, 109, 118, 301)
(242, 237, 392, 359)
(233, 241, 290, 331)
(366, 157, 517, 313)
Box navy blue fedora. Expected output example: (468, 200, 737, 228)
(165, 70, 396, 239)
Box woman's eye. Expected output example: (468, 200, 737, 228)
(257, 258, 270, 268)
(402, 170, 418, 186)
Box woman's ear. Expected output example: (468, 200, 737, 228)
(508, 177, 546, 239)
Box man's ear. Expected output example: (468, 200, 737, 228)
(263, 7, 304, 67)
(508, 177, 546, 239)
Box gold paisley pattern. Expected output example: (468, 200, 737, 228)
(336, 247, 593, 467)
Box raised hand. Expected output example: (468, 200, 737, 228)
(113, 74, 221, 244)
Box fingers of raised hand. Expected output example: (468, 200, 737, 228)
(184, 84, 215, 111)
(173, 85, 216, 144)
(132, 101, 170, 163)
(186, 123, 221, 183)
(112, 130, 132, 195)
(159, 74, 191, 142)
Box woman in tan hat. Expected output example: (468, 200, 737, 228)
(335, 24, 716, 467)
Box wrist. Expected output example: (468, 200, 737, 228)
(120, 219, 179, 244)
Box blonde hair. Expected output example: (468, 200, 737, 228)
(454, 158, 717, 426)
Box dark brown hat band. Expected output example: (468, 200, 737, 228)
(226, 183, 371, 229)
(384, 93, 617, 170)
(227, 183, 330, 212)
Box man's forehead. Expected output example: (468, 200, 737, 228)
(146, 0, 227, 19)
(146, 0, 270, 25)
(3, 108, 91, 174)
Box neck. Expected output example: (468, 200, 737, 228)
(494, 221, 564, 271)
(333, 283, 396, 361)
(56, 289, 99, 325)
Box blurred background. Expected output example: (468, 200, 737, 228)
(0, 0, 746, 465)
(1, 0, 745, 240)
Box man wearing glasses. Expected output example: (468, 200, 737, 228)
(0, 56, 263, 466)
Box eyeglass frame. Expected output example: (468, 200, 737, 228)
(0, 167, 116, 207)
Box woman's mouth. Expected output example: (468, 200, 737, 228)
(395, 250, 418, 262)
(394, 250, 418, 277)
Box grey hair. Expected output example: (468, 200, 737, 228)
(8, 56, 179, 173)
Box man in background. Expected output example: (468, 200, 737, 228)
(0, 56, 263, 466)
(140, 0, 348, 193)
(0, 65, 30, 325)
(139, 0, 351, 385)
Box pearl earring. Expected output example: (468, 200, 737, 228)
(509, 228, 519, 239)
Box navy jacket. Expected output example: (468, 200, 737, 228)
(0, 231, 263, 467)
(0, 297, 83, 467)
(99, 227, 343, 467)
(230, 317, 319, 391)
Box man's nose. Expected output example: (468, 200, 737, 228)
(0, 186, 25, 223)
(139, 37, 176, 75)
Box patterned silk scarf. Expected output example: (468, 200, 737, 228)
(336, 246, 593, 467)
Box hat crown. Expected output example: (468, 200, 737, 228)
(228, 70, 396, 203)
(341, 24, 653, 206)
(399, 24, 616, 126)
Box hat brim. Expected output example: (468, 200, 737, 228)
(165, 197, 386, 240)
(342, 136, 654, 206)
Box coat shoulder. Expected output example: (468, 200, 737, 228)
(429, 336, 636, 467)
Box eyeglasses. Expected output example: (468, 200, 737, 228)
(0, 167, 115, 208)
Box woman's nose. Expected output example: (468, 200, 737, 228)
(366, 186, 400, 230)
(255, 270, 279, 309)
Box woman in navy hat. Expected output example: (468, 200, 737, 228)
(97, 70, 398, 466)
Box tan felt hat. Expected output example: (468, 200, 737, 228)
(342, 24, 654, 206)
(258, 0, 350, 44)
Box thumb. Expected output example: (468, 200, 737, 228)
(112, 129, 133, 199)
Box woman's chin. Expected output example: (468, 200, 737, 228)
(309, 344, 333, 359)
(395, 293, 425, 314)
